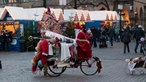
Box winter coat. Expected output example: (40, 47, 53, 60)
(121, 31, 131, 43)
(133, 28, 145, 41)
(108, 27, 115, 37)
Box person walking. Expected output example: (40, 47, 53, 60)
(133, 25, 145, 53)
(5, 30, 12, 51)
(108, 26, 115, 47)
(114, 26, 120, 42)
(31, 32, 49, 76)
(91, 27, 97, 48)
(121, 28, 131, 54)
(0, 30, 6, 51)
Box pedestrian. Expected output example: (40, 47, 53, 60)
(5, 30, 12, 51)
(31, 31, 60, 76)
(87, 28, 93, 47)
(121, 28, 131, 54)
(114, 26, 120, 42)
(0, 30, 6, 51)
(31, 36, 43, 74)
(133, 25, 145, 53)
(96, 28, 101, 42)
(31, 32, 49, 76)
(108, 26, 115, 47)
(91, 26, 97, 48)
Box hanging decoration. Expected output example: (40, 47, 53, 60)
(74, 12, 79, 22)
(86, 13, 91, 21)
(40, 7, 61, 33)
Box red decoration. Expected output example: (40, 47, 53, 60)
(38, 22, 42, 27)
(75, 22, 82, 29)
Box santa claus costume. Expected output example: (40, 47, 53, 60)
(31, 32, 49, 76)
(76, 32, 92, 61)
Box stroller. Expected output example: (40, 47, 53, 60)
(125, 56, 146, 75)
(139, 37, 146, 55)
(99, 35, 107, 48)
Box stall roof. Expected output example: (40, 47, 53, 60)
(0, 8, 3, 17)
(63, 9, 77, 21)
(0, 6, 122, 22)
(24, 7, 46, 21)
(0, 6, 28, 20)
(0, 6, 46, 21)
(52, 8, 62, 20)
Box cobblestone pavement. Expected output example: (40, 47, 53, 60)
(0, 41, 146, 82)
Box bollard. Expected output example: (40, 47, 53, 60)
(0, 60, 2, 69)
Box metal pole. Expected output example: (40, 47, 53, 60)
(119, 10, 122, 38)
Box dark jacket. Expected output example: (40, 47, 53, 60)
(0, 33, 6, 43)
(133, 28, 145, 41)
(121, 30, 131, 43)
(108, 27, 115, 37)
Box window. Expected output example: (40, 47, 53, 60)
(0, 0, 8, 4)
(0, 0, 5, 4)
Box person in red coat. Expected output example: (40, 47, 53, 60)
(31, 32, 49, 76)
(40, 37, 48, 76)
(76, 32, 92, 61)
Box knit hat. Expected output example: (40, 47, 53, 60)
(138, 25, 142, 28)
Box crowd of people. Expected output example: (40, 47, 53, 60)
(0, 30, 13, 51)
(81, 24, 145, 54)
(81, 25, 119, 48)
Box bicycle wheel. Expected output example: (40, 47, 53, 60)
(80, 57, 99, 76)
(48, 64, 66, 75)
(142, 49, 146, 56)
(141, 46, 145, 55)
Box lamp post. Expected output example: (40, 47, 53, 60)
(118, 4, 123, 36)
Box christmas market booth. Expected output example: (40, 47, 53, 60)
(85, 11, 119, 29)
(63, 9, 120, 30)
(0, 6, 45, 51)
